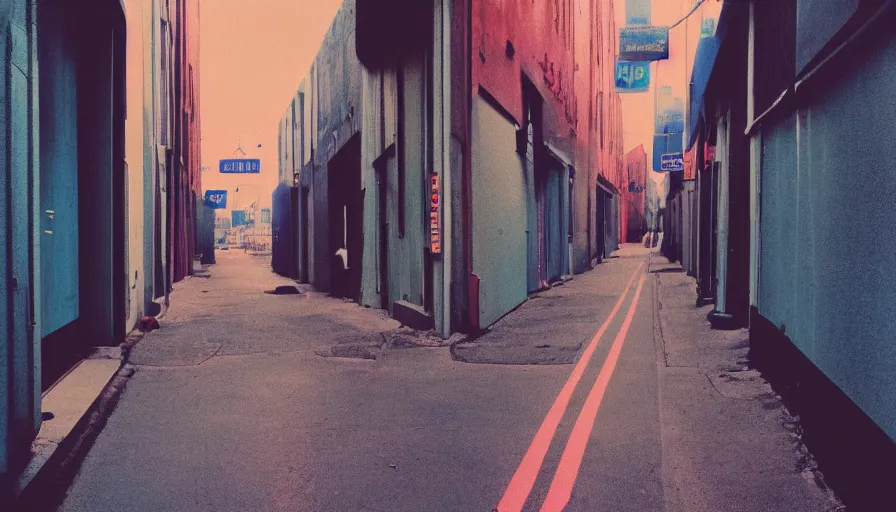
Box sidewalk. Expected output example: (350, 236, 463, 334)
(650, 255, 842, 512)
(451, 247, 650, 365)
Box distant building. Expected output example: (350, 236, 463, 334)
(622, 145, 648, 243)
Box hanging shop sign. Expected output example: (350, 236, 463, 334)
(661, 152, 685, 172)
(429, 173, 441, 255)
(625, 0, 651, 25)
(219, 158, 261, 174)
(204, 190, 228, 209)
(619, 26, 669, 62)
(615, 59, 651, 93)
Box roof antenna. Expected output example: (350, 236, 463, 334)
(234, 135, 246, 158)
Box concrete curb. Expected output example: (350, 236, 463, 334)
(11, 331, 145, 511)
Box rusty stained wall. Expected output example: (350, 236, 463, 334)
(472, 0, 625, 272)
(472, 0, 576, 154)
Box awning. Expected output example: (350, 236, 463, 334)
(686, 3, 731, 150)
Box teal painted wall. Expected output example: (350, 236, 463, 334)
(472, 95, 528, 328)
(38, 3, 79, 336)
(1, 0, 41, 483)
(758, 29, 896, 441)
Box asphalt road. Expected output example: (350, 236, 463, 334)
(49, 249, 836, 512)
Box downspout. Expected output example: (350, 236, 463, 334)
(463, 0, 476, 332)
(441, 0, 452, 334)
(747, 1, 760, 311)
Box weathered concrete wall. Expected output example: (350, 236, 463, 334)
(0, 0, 41, 483)
(757, 31, 896, 441)
(314, 0, 362, 166)
(471, 96, 528, 328)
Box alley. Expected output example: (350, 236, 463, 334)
(4, 0, 896, 509)
(25, 248, 834, 512)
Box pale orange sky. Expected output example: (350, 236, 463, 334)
(200, 0, 342, 212)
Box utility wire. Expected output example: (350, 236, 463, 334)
(669, 0, 707, 30)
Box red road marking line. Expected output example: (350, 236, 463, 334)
(538, 275, 647, 512)
(495, 262, 645, 512)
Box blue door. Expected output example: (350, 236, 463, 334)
(545, 169, 563, 282)
(39, 5, 80, 336)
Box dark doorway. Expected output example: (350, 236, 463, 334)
(595, 188, 606, 262)
(327, 135, 363, 301)
(375, 154, 390, 310)
(38, 0, 126, 390)
(542, 163, 564, 283)
(300, 187, 310, 283)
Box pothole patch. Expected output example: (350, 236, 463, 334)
(383, 328, 454, 349)
(315, 343, 380, 360)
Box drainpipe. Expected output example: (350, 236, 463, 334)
(440, 0, 452, 335)
(463, 0, 476, 332)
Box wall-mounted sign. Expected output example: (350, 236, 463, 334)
(429, 173, 441, 255)
(619, 26, 669, 62)
(625, 0, 651, 25)
(204, 190, 228, 209)
(219, 158, 261, 174)
(615, 60, 650, 93)
(705, 142, 716, 164)
(661, 152, 685, 172)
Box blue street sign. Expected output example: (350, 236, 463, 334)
(204, 190, 228, 209)
(619, 26, 669, 62)
(661, 152, 685, 172)
(219, 158, 261, 174)
(615, 60, 650, 93)
(653, 133, 684, 171)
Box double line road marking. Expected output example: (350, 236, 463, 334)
(496, 261, 648, 512)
